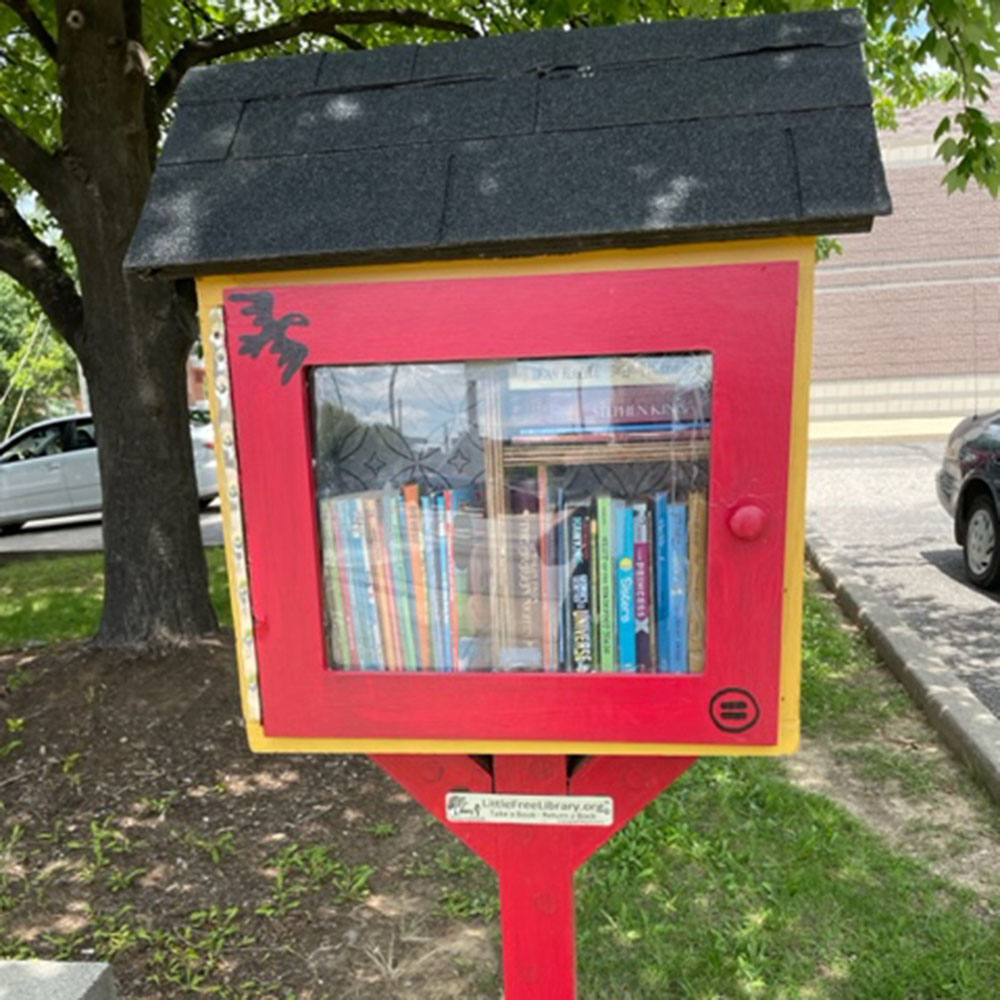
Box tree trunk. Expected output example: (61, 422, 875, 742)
(82, 274, 217, 645)
(57, 0, 217, 645)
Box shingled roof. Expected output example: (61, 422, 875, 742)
(126, 8, 891, 277)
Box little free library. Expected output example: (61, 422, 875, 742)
(128, 8, 889, 997)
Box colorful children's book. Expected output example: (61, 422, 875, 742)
(555, 486, 568, 670)
(349, 496, 383, 669)
(318, 498, 350, 668)
(363, 496, 400, 670)
(633, 502, 652, 672)
(387, 493, 417, 670)
(666, 502, 689, 673)
(616, 501, 636, 671)
(568, 506, 594, 671)
(421, 494, 444, 669)
(403, 484, 431, 669)
(654, 491, 670, 673)
(328, 499, 359, 669)
(536, 467, 555, 671)
(596, 495, 615, 670)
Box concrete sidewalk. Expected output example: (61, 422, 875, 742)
(807, 529, 1000, 804)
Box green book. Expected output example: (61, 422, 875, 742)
(597, 494, 615, 670)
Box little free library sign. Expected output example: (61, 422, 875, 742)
(128, 9, 889, 997)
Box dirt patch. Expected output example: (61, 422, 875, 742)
(0, 638, 498, 999)
(786, 708, 1000, 909)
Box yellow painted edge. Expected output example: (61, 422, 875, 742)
(195, 236, 814, 757)
(773, 240, 815, 755)
(198, 303, 260, 724)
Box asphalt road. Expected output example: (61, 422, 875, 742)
(807, 437, 1000, 718)
(0, 504, 224, 556)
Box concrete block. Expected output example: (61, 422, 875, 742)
(0, 961, 117, 1000)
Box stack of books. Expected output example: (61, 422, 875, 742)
(504, 479, 706, 674)
(318, 484, 488, 672)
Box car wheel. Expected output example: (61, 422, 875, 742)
(963, 495, 1000, 589)
(0, 522, 24, 535)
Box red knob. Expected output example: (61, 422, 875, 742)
(728, 503, 767, 541)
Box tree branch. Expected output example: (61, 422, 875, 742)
(0, 187, 83, 351)
(0, 112, 68, 223)
(155, 7, 480, 113)
(1, 0, 56, 60)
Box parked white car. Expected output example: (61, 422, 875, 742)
(0, 411, 218, 533)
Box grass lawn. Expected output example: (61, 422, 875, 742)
(0, 553, 998, 998)
(0, 548, 232, 647)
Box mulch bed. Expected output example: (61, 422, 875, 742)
(0, 637, 498, 999)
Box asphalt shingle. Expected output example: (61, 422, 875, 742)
(127, 8, 890, 276)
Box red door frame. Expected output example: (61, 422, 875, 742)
(224, 262, 799, 748)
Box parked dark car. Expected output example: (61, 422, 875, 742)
(937, 410, 1000, 589)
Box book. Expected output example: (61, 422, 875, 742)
(654, 492, 670, 673)
(318, 498, 351, 669)
(536, 466, 556, 671)
(444, 490, 460, 670)
(616, 501, 636, 671)
(364, 497, 401, 671)
(666, 502, 689, 673)
(387, 493, 417, 670)
(504, 384, 710, 431)
(687, 491, 707, 674)
(633, 502, 652, 672)
(555, 486, 568, 670)
(568, 506, 594, 671)
(403, 484, 431, 668)
(421, 494, 444, 669)
(503, 473, 543, 669)
(328, 499, 360, 669)
(596, 495, 615, 670)
(349, 496, 383, 670)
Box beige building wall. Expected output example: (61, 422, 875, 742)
(811, 93, 1000, 439)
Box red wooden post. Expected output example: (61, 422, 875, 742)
(373, 753, 697, 998)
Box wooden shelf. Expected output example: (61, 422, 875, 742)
(502, 438, 710, 467)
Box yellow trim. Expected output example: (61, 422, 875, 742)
(195, 236, 814, 757)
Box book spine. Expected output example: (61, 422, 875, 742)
(687, 491, 707, 674)
(597, 495, 615, 670)
(667, 503, 689, 673)
(510, 421, 710, 437)
(536, 466, 553, 671)
(556, 487, 568, 670)
(403, 484, 431, 669)
(443, 491, 460, 671)
(422, 495, 444, 669)
(388, 494, 417, 670)
(318, 498, 350, 669)
(329, 500, 360, 669)
(590, 510, 600, 671)
(364, 497, 399, 671)
(350, 497, 383, 669)
(504, 473, 542, 670)
(616, 503, 636, 671)
(569, 507, 594, 671)
(504, 385, 712, 428)
(654, 492, 670, 672)
(633, 502, 652, 672)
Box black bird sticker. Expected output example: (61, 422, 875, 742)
(230, 291, 310, 385)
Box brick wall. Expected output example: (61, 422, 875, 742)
(811, 91, 1000, 430)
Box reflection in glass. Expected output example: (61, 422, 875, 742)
(311, 354, 711, 674)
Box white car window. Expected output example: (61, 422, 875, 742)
(0, 426, 66, 463)
(71, 420, 97, 450)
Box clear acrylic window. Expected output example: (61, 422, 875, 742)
(311, 353, 711, 674)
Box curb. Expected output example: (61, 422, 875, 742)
(806, 529, 1000, 805)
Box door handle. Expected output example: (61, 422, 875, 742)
(46, 461, 60, 471)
